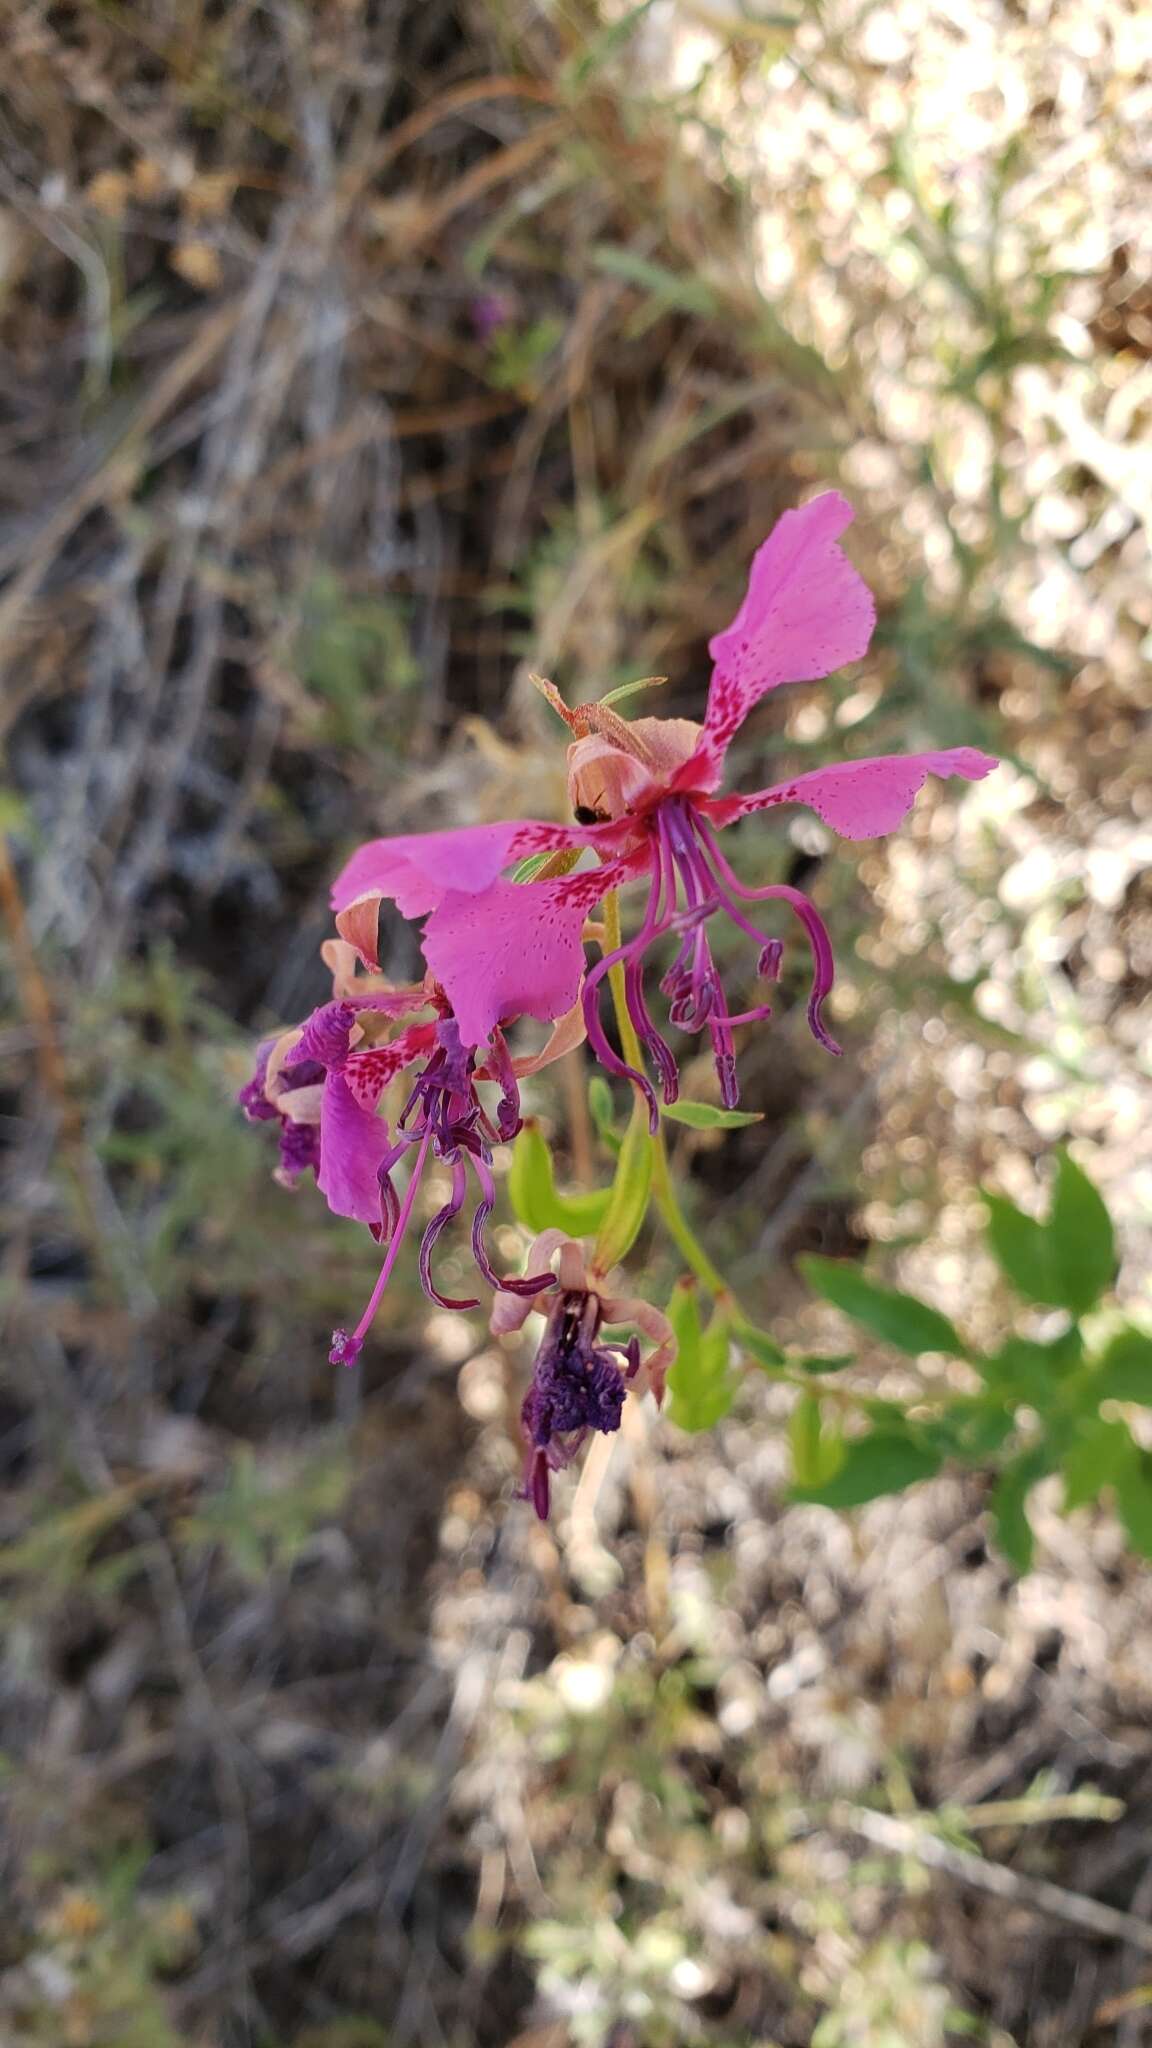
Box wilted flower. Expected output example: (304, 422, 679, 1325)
(492, 1233, 676, 1519)
(331, 493, 997, 1117)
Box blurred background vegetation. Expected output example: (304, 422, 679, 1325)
(0, 0, 1149, 2042)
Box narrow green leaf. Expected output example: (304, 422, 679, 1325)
(921, 1400, 1016, 1462)
(662, 1099, 763, 1130)
(1049, 1149, 1116, 1314)
(989, 1446, 1048, 1571)
(591, 244, 719, 316)
(738, 1325, 785, 1371)
(789, 1391, 827, 1487)
(1091, 1327, 1152, 1405)
(599, 675, 666, 709)
(983, 1192, 1060, 1306)
(1061, 1419, 1132, 1512)
(560, 0, 661, 84)
(1115, 1450, 1152, 1560)
(792, 1430, 941, 1508)
(507, 1121, 612, 1236)
(983, 1333, 1078, 1405)
(797, 1353, 854, 1375)
(593, 1095, 653, 1271)
(799, 1256, 966, 1357)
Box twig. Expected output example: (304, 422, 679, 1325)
(830, 1804, 1152, 1955)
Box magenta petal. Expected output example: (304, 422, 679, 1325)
(703, 746, 998, 840)
(342, 1022, 437, 1109)
(331, 817, 621, 924)
(332, 822, 531, 922)
(422, 854, 643, 1047)
(682, 493, 876, 789)
(316, 1072, 392, 1224)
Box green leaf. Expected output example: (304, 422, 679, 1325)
(591, 244, 719, 317)
(1061, 1419, 1132, 1512)
(797, 1353, 855, 1375)
(666, 1284, 736, 1433)
(593, 1095, 653, 1271)
(1115, 1449, 1152, 1560)
(921, 1400, 1016, 1462)
(984, 1191, 1060, 1306)
(792, 1430, 941, 1508)
(1092, 1326, 1152, 1405)
(799, 1256, 966, 1357)
(662, 1099, 764, 1130)
(1049, 1149, 1116, 1314)
(986, 1156, 1115, 1317)
(738, 1325, 785, 1371)
(983, 1333, 1079, 1406)
(989, 1446, 1048, 1571)
(507, 1121, 612, 1236)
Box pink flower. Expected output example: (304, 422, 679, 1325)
(240, 949, 585, 1361)
(332, 494, 997, 1115)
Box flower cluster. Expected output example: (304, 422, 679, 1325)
(240, 492, 996, 1506)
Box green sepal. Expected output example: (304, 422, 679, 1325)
(788, 1391, 844, 1489)
(507, 1119, 612, 1236)
(592, 1094, 653, 1271)
(666, 1282, 736, 1433)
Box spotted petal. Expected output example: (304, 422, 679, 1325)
(421, 853, 646, 1047)
(315, 1072, 393, 1225)
(702, 746, 998, 839)
(332, 818, 623, 967)
(342, 1022, 437, 1108)
(677, 492, 876, 792)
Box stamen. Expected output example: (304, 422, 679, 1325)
(470, 1152, 556, 1299)
(624, 956, 679, 1104)
(691, 814, 842, 1056)
(330, 1128, 433, 1366)
(419, 1156, 481, 1311)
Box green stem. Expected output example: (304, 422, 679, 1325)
(601, 887, 743, 1309)
(595, 888, 932, 1414)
